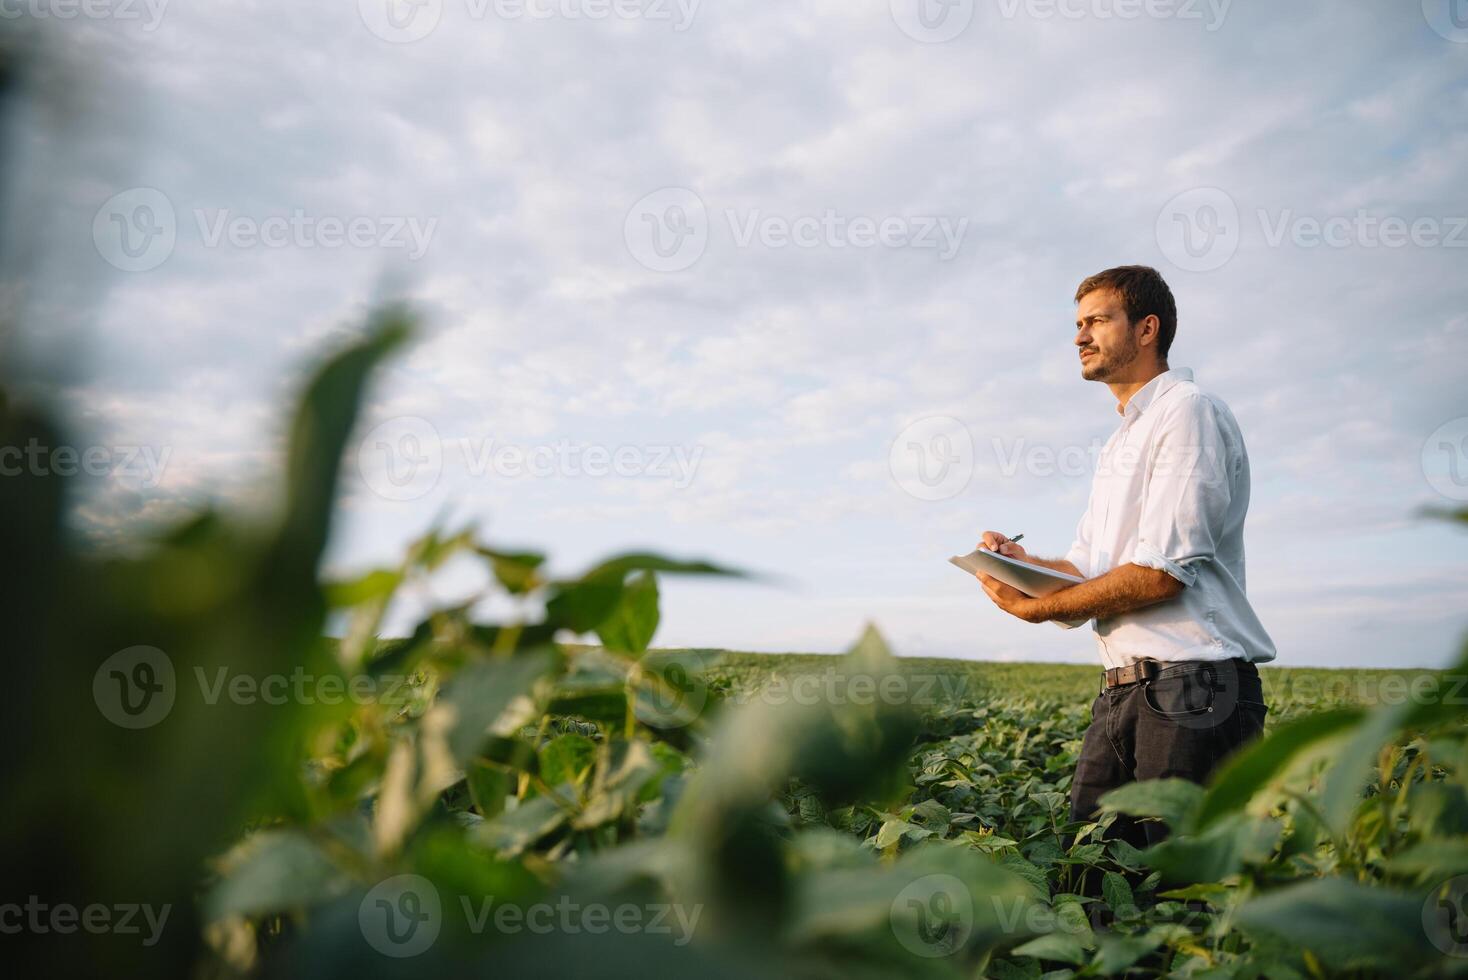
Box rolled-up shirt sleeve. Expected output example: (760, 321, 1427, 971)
(1133, 394, 1234, 589)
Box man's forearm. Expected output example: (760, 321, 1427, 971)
(1030, 563, 1183, 622)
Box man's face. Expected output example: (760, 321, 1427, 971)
(1074, 289, 1140, 381)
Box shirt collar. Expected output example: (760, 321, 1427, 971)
(1119, 366, 1193, 419)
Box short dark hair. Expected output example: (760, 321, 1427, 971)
(1074, 265, 1178, 360)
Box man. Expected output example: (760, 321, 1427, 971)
(976, 265, 1274, 848)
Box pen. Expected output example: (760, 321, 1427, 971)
(1006, 534, 1024, 545)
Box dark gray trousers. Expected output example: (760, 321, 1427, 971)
(1069, 659, 1267, 850)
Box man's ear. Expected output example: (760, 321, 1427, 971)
(1136, 314, 1161, 350)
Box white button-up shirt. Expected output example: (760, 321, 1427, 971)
(1061, 367, 1276, 668)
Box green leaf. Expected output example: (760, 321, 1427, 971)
(1101, 871, 1135, 916)
(1107, 839, 1146, 870)
(203, 829, 353, 922)
(405, 525, 478, 571)
(1320, 695, 1465, 837)
(1012, 933, 1087, 966)
(1093, 933, 1162, 975)
(1234, 878, 1435, 970)
(269, 309, 411, 590)
(1195, 707, 1364, 830)
(581, 552, 743, 581)
(1098, 779, 1203, 831)
(324, 568, 403, 606)
(439, 650, 555, 764)
(1144, 814, 1280, 884)
(466, 761, 512, 819)
(575, 739, 666, 829)
(596, 570, 660, 655)
(1383, 838, 1468, 881)
(478, 547, 545, 595)
(539, 733, 598, 788)
(476, 791, 572, 857)
(787, 846, 1040, 953)
(545, 576, 625, 633)
(875, 818, 912, 849)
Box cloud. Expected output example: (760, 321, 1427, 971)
(8, 1, 1467, 666)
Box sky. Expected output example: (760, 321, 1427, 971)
(2, 0, 1466, 668)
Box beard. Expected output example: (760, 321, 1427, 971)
(1080, 334, 1139, 381)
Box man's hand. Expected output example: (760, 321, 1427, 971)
(978, 530, 1029, 561)
(976, 572, 1049, 623)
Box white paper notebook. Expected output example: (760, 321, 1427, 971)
(949, 549, 1088, 628)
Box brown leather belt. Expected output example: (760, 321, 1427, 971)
(1103, 659, 1161, 689)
